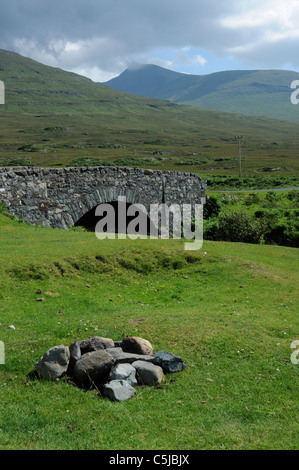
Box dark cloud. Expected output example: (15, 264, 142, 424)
(0, 0, 237, 46)
(0, 0, 298, 81)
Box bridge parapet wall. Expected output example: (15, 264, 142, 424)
(0, 166, 206, 229)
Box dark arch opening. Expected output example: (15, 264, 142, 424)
(74, 200, 156, 236)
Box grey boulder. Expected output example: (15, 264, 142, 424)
(121, 336, 153, 356)
(67, 340, 81, 376)
(108, 363, 137, 385)
(73, 350, 114, 386)
(132, 360, 165, 386)
(153, 350, 186, 373)
(35, 345, 70, 380)
(102, 380, 136, 402)
(80, 336, 115, 354)
(106, 347, 154, 364)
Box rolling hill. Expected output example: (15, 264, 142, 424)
(104, 64, 299, 123)
(0, 49, 299, 184)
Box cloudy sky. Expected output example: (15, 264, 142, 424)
(1, 0, 299, 82)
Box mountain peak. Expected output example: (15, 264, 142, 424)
(103, 64, 183, 96)
(104, 64, 299, 122)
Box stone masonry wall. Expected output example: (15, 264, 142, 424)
(0, 166, 206, 229)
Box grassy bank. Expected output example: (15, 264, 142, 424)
(0, 214, 298, 449)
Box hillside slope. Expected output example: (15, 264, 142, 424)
(0, 49, 162, 114)
(104, 64, 299, 123)
(0, 49, 299, 180)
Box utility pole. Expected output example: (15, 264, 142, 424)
(235, 135, 242, 177)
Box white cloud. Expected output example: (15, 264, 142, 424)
(222, 0, 299, 56)
(172, 52, 207, 67)
(14, 38, 60, 67)
(221, 1, 299, 69)
(71, 66, 116, 83)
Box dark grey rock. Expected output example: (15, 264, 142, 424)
(80, 336, 115, 354)
(73, 350, 114, 386)
(102, 380, 136, 402)
(153, 350, 186, 373)
(106, 347, 155, 364)
(35, 345, 70, 380)
(132, 360, 165, 386)
(121, 336, 153, 356)
(67, 340, 81, 376)
(109, 363, 137, 385)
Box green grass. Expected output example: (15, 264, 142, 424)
(0, 213, 298, 450)
(0, 50, 298, 449)
(0, 48, 299, 187)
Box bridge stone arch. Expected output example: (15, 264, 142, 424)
(0, 166, 206, 230)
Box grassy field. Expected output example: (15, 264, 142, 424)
(1, 107, 299, 185)
(0, 213, 298, 450)
(0, 50, 298, 450)
(1, 49, 299, 187)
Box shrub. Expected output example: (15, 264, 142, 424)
(265, 191, 282, 203)
(4, 157, 33, 166)
(203, 218, 219, 240)
(254, 209, 267, 218)
(254, 208, 279, 223)
(204, 195, 222, 219)
(245, 193, 260, 205)
(263, 221, 299, 247)
(204, 210, 265, 244)
(286, 190, 299, 202)
(68, 225, 87, 232)
(205, 175, 299, 190)
(17, 144, 38, 152)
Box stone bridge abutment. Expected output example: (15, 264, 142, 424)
(0, 166, 206, 230)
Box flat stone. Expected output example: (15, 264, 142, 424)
(132, 360, 165, 386)
(102, 380, 136, 402)
(73, 350, 114, 386)
(106, 347, 155, 364)
(121, 336, 153, 356)
(35, 345, 70, 380)
(108, 363, 137, 385)
(80, 336, 115, 354)
(153, 350, 186, 373)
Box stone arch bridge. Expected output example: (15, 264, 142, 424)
(0, 166, 206, 230)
